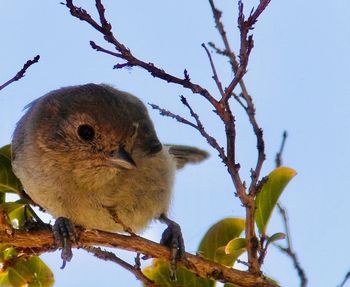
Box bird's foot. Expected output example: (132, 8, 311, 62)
(159, 214, 185, 281)
(53, 217, 76, 269)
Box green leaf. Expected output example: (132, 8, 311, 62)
(143, 259, 213, 287)
(266, 232, 286, 247)
(0, 145, 12, 160)
(0, 270, 12, 287)
(198, 218, 245, 266)
(214, 246, 243, 267)
(225, 277, 279, 287)
(2, 247, 18, 261)
(255, 167, 297, 234)
(214, 247, 234, 266)
(7, 267, 27, 287)
(0, 145, 22, 194)
(14, 256, 54, 287)
(225, 238, 247, 254)
(1, 202, 34, 229)
(213, 238, 247, 266)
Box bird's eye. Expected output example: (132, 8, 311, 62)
(77, 124, 95, 141)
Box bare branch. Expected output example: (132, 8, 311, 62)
(149, 100, 226, 161)
(208, 0, 266, 196)
(65, 0, 219, 109)
(207, 0, 269, 273)
(223, 0, 270, 101)
(84, 246, 158, 287)
(233, 93, 248, 110)
(202, 43, 225, 98)
(0, 228, 278, 287)
(208, 0, 270, 103)
(208, 42, 227, 56)
(273, 132, 307, 286)
(0, 55, 40, 91)
(276, 204, 308, 287)
(338, 271, 350, 287)
(275, 131, 288, 167)
(149, 103, 198, 129)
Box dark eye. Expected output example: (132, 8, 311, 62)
(77, 124, 95, 141)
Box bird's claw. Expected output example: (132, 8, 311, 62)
(160, 215, 185, 281)
(53, 217, 76, 269)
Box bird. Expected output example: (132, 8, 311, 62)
(11, 83, 208, 271)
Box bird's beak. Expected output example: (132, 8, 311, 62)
(108, 147, 137, 170)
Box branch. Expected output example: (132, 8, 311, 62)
(275, 131, 288, 167)
(273, 132, 308, 286)
(0, 228, 278, 287)
(149, 100, 226, 162)
(207, 0, 270, 274)
(65, 0, 219, 109)
(275, 204, 307, 287)
(0, 55, 40, 91)
(209, 0, 270, 103)
(202, 43, 225, 98)
(83, 246, 158, 287)
(209, 0, 266, 197)
(338, 271, 350, 287)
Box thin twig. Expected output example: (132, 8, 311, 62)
(0, 55, 40, 91)
(223, 0, 270, 102)
(83, 246, 158, 287)
(202, 43, 225, 98)
(149, 100, 226, 161)
(209, 0, 270, 103)
(148, 103, 198, 130)
(210, 19, 248, 102)
(208, 0, 244, 89)
(275, 131, 288, 167)
(232, 93, 247, 109)
(276, 205, 307, 287)
(338, 271, 350, 287)
(273, 132, 308, 287)
(65, 0, 219, 109)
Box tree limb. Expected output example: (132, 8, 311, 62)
(0, 228, 278, 287)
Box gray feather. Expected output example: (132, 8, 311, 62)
(165, 145, 209, 169)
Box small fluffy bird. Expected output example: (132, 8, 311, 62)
(11, 83, 208, 267)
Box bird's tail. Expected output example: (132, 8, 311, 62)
(165, 144, 209, 169)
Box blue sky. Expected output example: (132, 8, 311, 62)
(1, 1, 350, 286)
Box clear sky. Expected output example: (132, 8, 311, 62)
(1, 1, 349, 286)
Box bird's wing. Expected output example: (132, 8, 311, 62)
(165, 144, 209, 169)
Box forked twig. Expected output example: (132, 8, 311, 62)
(83, 246, 158, 287)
